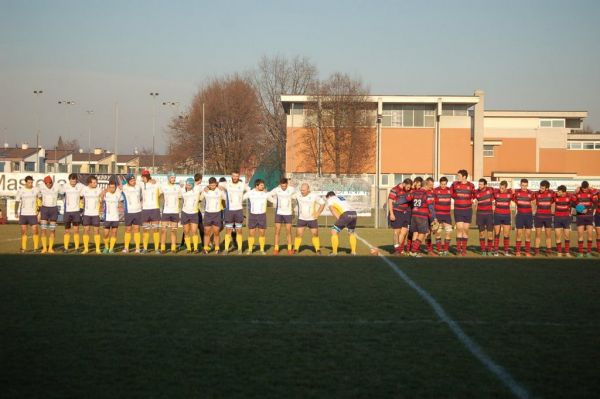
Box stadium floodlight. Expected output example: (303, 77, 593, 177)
(33, 90, 44, 172)
(149, 92, 160, 171)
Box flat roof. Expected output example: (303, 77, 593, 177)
(281, 94, 480, 105)
(485, 110, 588, 118)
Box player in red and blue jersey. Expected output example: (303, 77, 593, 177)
(534, 180, 555, 256)
(493, 181, 513, 256)
(593, 187, 600, 254)
(474, 178, 495, 255)
(572, 181, 594, 258)
(388, 178, 412, 255)
(424, 177, 437, 256)
(433, 176, 453, 256)
(407, 177, 436, 257)
(513, 178, 536, 257)
(553, 185, 573, 257)
(451, 169, 475, 256)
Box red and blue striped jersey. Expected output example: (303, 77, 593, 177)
(388, 185, 411, 212)
(408, 189, 434, 219)
(572, 190, 594, 214)
(535, 190, 555, 217)
(433, 187, 452, 215)
(493, 189, 513, 215)
(513, 189, 535, 214)
(554, 195, 572, 217)
(475, 187, 495, 213)
(451, 181, 475, 210)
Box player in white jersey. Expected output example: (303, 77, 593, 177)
(293, 183, 326, 254)
(181, 178, 202, 252)
(140, 170, 161, 253)
(325, 191, 358, 256)
(60, 173, 85, 252)
(222, 171, 250, 254)
(179, 173, 204, 250)
(243, 179, 272, 254)
(81, 175, 104, 254)
(268, 177, 296, 255)
(201, 177, 226, 254)
(37, 175, 61, 253)
(120, 174, 143, 253)
(15, 175, 40, 252)
(160, 172, 182, 253)
(101, 179, 121, 254)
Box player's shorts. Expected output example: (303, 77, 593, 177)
(454, 209, 472, 224)
(204, 211, 222, 228)
(248, 213, 267, 229)
(82, 215, 100, 227)
(515, 213, 533, 229)
(333, 211, 357, 232)
(124, 212, 142, 226)
(181, 212, 199, 225)
(39, 206, 59, 222)
(436, 213, 452, 225)
(63, 211, 82, 227)
(534, 215, 553, 229)
(141, 209, 161, 223)
(476, 213, 494, 231)
(390, 210, 411, 229)
(297, 219, 318, 229)
(19, 215, 38, 225)
(275, 214, 293, 224)
(576, 214, 594, 227)
(103, 221, 119, 229)
(224, 209, 244, 228)
(554, 216, 571, 230)
(161, 213, 180, 223)
(494, 213, 511, 226)
(410, 215, 430, 234)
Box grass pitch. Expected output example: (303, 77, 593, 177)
(1, 224, 599, 398)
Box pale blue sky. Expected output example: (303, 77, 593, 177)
(1, 0, 599, 154)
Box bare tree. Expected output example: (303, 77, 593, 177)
(302, 73, 375, 176)
(167, 75, 264, 174)
(56, 136, 80, 151)
(250, 54, 318, 173)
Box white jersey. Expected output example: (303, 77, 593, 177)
(103, 189, 122, 222)
(16, 187, 39, 216)
(81, 186, 103, 216)
(224, 181, 249, 211)
(269, 186, 296, 216)
(200, 189, 225, 213)
(243, 189, 270, 215)
(327, 195, 353, 217)
(121, 184, 142, 214)
(295, 192, 325, 221)
(38, 183, 60, 207)
(141, 181, 161, 210)
(60, 182, 85, 213)
(161, 183, 182, 214)
(181, 188, 201, 214)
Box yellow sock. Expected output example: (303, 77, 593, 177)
(21, 234, 27, 250)
(236, 233, 243, 251)
(143, 231, 149, 250)
(110, 237, 117, 250)
(294, 237, 302, 251)
(33, 234, 39, 250)
(153, 232, 160, 251)
(274, 244, 279, 251)
(73, 234, 80, 249)
(83, 234, 90, 252)
(185, 237, 192, 251)
(204, 244, 210, 251)
(192, 235, 199, 251)
(41, 236, 47, 252)
(248, 236, 255, 252)
(312, 236, 320, 252)
(287, 243, 292, 251)
(124, 232, 131, 250)
(134, 232, 141, 249)
(94, 234, 101, 252)
(161, 243, 166, 252)
(104, 237, 109, 249)
(48, 235, 54, 251)
(224, 234, 231, 251)
(64, 233, 70, 250)
(259, 237, 266, 252)
(171, 243, 177, 252)
(331, 234, 339, 254)
(215, 244, 220, 251)
(349, 233, 357, 254)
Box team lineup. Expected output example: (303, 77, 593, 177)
(14, 171, 358, 256)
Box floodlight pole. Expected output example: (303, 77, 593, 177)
(375, 113, 382, 229)
(149, 92, 159, 172)
(33, 90, 44, 172)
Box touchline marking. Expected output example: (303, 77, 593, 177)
(356, 234, 530, 399)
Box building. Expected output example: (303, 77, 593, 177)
(44, 150, 72, 173)
(0, 145, 44, 173)
(281, 90, 596, 186)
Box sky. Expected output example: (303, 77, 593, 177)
(1, 0, 599, 154)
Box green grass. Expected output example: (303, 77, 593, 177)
(1, 224, 599, 398)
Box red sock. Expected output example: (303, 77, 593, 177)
(516, 241, 522, 253)
(494, 236, 500, 251)
(426, 238, 432, 253)
(479, 239, 486, 252)
(487, 239, 493, 252)
(406, 240, 412, 252)
(462, 237, 468, 252)
(503, 237, 510, 251)
(525, 241, 531, 254)
(587, 240, 593, 253)
(411, 239, 421, 253)
(444, 239, 450, 252)
(556, 243, 562, 253)
(436, 239, 441, 252)
(565, 241, 570, 254)
(578, 241, 584, 254)
(597, 239, 600, 251)
(535, 246, 540, 255)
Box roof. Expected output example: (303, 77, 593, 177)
(71, 152, 109, 162)
(281, 94, 480, 105)
(484, 110, 588, 118)
(0, 147, 38, 161)
(117, 154, 138, 163)
(44, 150, 72, 163)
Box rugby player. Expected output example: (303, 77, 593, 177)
(80, 175, 103, 254)
(325, 191, 358, 256)
(243, 179, 271, 255)
(533, 180, 555, 256)
(593, 187, 599, 253)
(101, 178, 121, 254)
(60, 173, 85, 252)
(474, 178, 495, 256)
(293, 183, 326, 254)
(424, 177, 436, 255)
(388, 178, 412, 255)
(432, 177, 452, 256)
(222, 171, 250, 255)
(553, 185, 573, 257)
(492, 181, 513, 256)
(572, 181, 594, 258)
(15, 175, 40, 252)
(120, 174, 142, 253)
(37, 176, 60, 253)
(180, 173, 204, 250)
(451, 169, 475, 256)
(407, 177, 436, 257)
(181, 178, 201, 253)
(140, 170, 161, 253)
(160, 172, 182, 253)
(513, 178, 536, 257)
(201, 177, 226, 254)
(269, 177, 296, 255)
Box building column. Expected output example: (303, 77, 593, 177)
(473, 89, 485, 179)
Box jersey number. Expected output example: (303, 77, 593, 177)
(413, 199, 422, 207)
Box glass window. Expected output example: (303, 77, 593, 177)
(414, 109, 424, 127)
(583, 142, 594, 149)
(552, 119, 565, 128)
(59, 164, 68, 173)
(13, 162, 20, 171)
(0, 162, 4, 172)
(540, 120, 552, 127)
(382, 115, 392, 127)
(595, 143, 600, 149)
(403, 109, 413, 127)
(567, 142, 582, 149)
(24, 162, 35, 171)
(89, 165, 96, 173)
(381, 175, 389, 186)
(72, 164, 81, 173)
(483, 145, 494, 157)
(99, 165, 108, 173)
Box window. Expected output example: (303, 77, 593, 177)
(291, 103, 304, 115)
(89, 165, 96, 173)
(24, 162, 35, 171)
(483, 145, 494, 157)
(99, 165, 108, 173)
(381, 175, 389, 186)
(567, 141, 600, 150)
(72, 164, 81, 173)
(0, 162, 4, 172)
(58, 164, 68, 173)
(540, 119, 565, 128)
(12, 162, 20, 171)
(442, 104, 470, 116)
(382, 104, 435, 127)
(583, 142, 595, 150)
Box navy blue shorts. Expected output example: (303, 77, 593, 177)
(204, 212, 222, 228)
(390, 210, 410, 229)
(249, 213, 267, 229)
(19, 215, 38, 225)
(576, 214, 593, 227)
(534, 215, 553, 229)
(40, 206, 59, 222)
(436, 213, 452, 225)
(124, 212, 142, 226)
(410, 216, 430, 234)
(494, 213, 511, 226)
(554, 217, 571, 230)
(275, 214, 293, 224)
(181, 212, 199, 225)
(476, 213, 493, 230)
(454, 209, 472, 224)
(515, 213, 533, 229)
(141, 209, 161, 224)
(82, 215, 100, 227)
(333, 211, 357, 232)
(103, 221, 119, 229)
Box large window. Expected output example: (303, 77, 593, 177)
(382, 104, 435, 127)
(24, 162, 35, 171)
(442, 104, 470, 116)
(99, 164, 108, 173)
(567, 141, 600, 150)
(540, 119, 565, 128)
(483, 145, 495, 157)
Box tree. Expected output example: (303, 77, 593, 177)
(56, 136, 79, 151)
(301, 73, 375, 176)
(167, 75, 264, 174)
(250, 54, 318, 173)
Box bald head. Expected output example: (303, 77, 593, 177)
(300, 183, 310, 196)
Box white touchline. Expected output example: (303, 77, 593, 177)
(355, 234, 530, 399)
